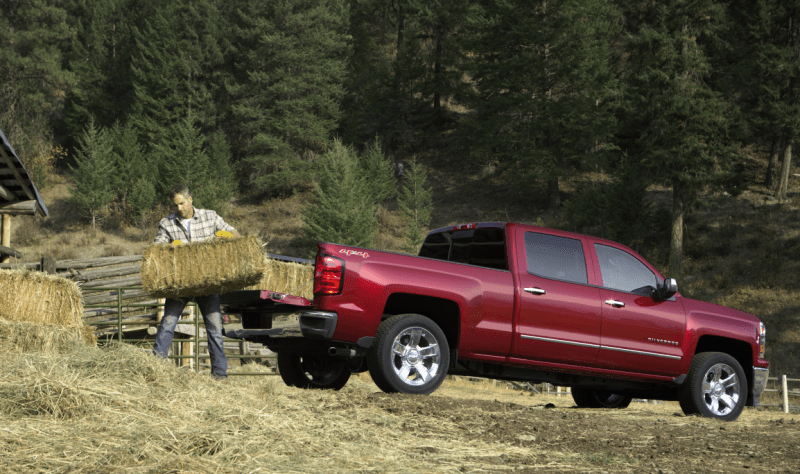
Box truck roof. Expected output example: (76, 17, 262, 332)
(428, 221, 630, 248)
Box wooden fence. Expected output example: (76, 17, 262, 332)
(1, 254, 277, 372)
(759, 375, 800, 414)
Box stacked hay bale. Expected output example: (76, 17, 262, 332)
(245, 258, 314, 300)
(141, 236, 268, 298)
(0, 319, 93, 353)
(0, 269, 95, 349)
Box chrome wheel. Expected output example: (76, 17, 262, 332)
(679, 352, 747, 421)
(390, 326, 442, 387)
(701, 362, 741, 417)
(368, 314, 450, 394)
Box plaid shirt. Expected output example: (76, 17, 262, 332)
(154, 207, 235, 244)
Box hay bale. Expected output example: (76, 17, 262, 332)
(0, 269, 85, 327)
(141, 236, 267, 298)
(245, 258, 314, 300)
(0, 318, 94, 353)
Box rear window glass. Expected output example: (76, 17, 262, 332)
(524, 232, 587, 284)
(419, 227, 507, 270)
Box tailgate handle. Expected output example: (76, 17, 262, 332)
(604, 299, 625, 308)
(524, 287, 546, 295)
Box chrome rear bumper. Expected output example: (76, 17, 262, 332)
(225, 311, 338, 341)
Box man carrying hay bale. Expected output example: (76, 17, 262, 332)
(150, 183, 240, 380)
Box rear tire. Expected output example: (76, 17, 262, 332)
(678, 352, 747, 421)
(571, 387, 632, 409)
(277, 353, 351, 390)
(368, 314, 450, 395)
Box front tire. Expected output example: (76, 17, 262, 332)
(571, 388, 632, 409)
(277, 353, 351, 390)
(678, 352, 747, 421)
(368, 314, 450, 394)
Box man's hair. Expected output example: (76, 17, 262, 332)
(169, 183, 192, 200)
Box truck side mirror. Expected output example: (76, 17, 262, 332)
(656, 278, 678, 300)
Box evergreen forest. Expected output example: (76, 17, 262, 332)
(2, 0, 800, 280)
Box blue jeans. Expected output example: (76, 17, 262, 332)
(152, 294, 228, 378)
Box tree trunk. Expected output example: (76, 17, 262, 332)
(774, 139, 793, 201)
(547, 178, 560, 209)
(669, 178, 684, 283)
(396, 3, 405, 53)
(765, 138, 780, 188)
(433, 22, 443, 119)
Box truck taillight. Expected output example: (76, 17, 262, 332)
(314, 254, 344, 295)
(453, 223, 476, 230)
(759, 322, 766, 359)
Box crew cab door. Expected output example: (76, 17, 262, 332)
(512, 229, 602, 365)
(592, 243, 686, 376)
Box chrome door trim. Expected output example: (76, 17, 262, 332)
(520, 334, 599, 349)
(520, 334, 682, 360)
(600, 344, 682, 360)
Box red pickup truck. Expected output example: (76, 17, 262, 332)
(224, 222, 769, 421)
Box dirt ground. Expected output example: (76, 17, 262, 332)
(359, 388, 800, 473)
(1, 337, 798, 473)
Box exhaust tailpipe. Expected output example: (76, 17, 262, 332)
(329, 347, 356, 358)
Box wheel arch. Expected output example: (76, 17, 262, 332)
(694, 335, 754, 405)
(382, 293, 460, 352)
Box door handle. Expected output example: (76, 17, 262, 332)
(524, 287, 546, 295)
(604, 299, 625, 308)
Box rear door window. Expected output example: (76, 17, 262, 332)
(594, 244, 658, 293)
(524, 232, 587, 284)
(419, 227, 507, 270)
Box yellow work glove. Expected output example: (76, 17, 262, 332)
(215, 230, 233, 239)
(171, 239, 183, 245)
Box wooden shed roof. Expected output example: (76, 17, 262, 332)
(0, 127, 49, 217)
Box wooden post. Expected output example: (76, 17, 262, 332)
(182, 303, 195, 368)
(556, 386, 562, 398)
(783, 374, 790, 414)
(156, 298, 166, 323)
(181, 335, 192, 368)
(239, 340, 248, 367)
(41, 257, 56, 274)
(0, 215, 10, 264)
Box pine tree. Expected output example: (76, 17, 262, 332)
(302, 140, 378, 250)
(340, 0, 473, 149)
(129, 0, 225, 145)
(63, 0, 134, 140)
(108, 120, 148, 219)
(153, 116, 235, 214)
(154, 115, 210, 202)
(339, 0, 398, 145)
(460, 0, 621, 208)
(68, 119, 116, 229)
(205, 130, 237, 216)
(725, 0, 800, 200)
(228, 0, 350, 194)
(129, 177, 156, 216)
(398, 158, 433, 254)
(359, 136, 397, 204)
(0, 0, 75, 188)
(620, 0, 737, 281)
